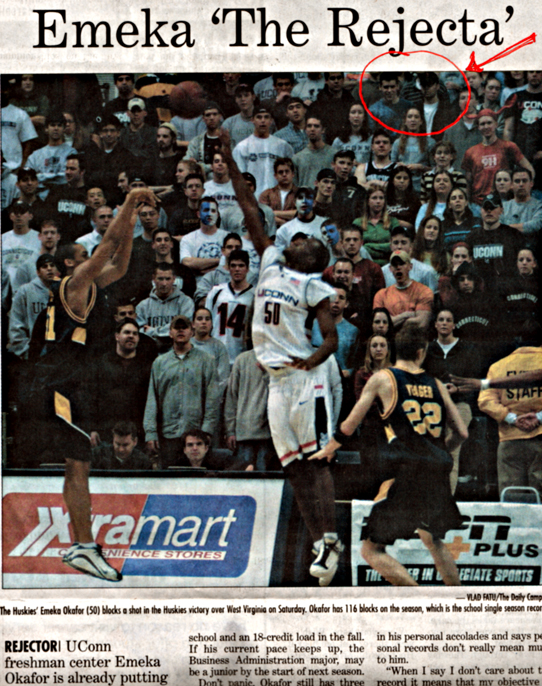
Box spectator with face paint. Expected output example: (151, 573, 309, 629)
(180, 196, 228, 283)
(274, 187, 325, 253)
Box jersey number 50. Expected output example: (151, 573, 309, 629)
(264, 301, 281, 325)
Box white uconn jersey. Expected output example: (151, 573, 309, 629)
(205, 282, 254, 365)
(253, 246, 335, 371)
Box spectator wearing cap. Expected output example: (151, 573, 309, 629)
(4, 167, 48, 231)
(373, 250, 434, 331)
(275, 97, 309, 154)
(8, 253, 57, 359)
(233, 105, 294, 195)
(466, 191, 525, 292)
(120, 97, 158, 160)
(292, 110, 335, 188)
(381, 225, 438, 291)
(103, 74, 135, 127)
(143, 314, 220, 468)
(258, 157, 298, 227)
(86, 115, 137, 199)
(502, 167, 542, 239)
(417, 72, 455, 141)
(274, 187, 325, 252)
(462, 109, 534, 206)
(184, 102, 223, 179)
(222, 84, 258, 149)
(26, 111, 77, 198)
(1, 201, 41, 288)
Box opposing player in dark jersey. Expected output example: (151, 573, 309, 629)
(313, 324, 468, 586)
(31, 186, 157, 582)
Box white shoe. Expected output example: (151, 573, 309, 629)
(310, 534, 343, 586)
(63, 543, 122, 582)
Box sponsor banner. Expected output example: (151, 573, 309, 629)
(352, 500, 542, 585)
(3, 476, 285, 588)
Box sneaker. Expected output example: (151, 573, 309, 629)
(312, 539, 323, 556)
(63, 543, 122, 582)
(310, 534, 343, 586)
(63, 543, 81, 563)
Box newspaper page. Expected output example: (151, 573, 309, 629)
(1, 0, 542, 683)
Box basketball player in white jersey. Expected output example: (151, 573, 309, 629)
(220, 131, 344, 586)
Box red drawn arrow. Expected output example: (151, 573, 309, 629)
(466, 33, 536, 72)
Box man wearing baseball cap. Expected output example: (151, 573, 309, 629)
(2, 200, 41, 288)
(121, 97, 157, 160)
(466, 191, 525, 291)
(382, 225, 438, 292)
(373, 249, 434, 331)
(143, 314, 220, 467)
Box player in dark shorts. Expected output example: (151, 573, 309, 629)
(30, 186, 157, 582)
(312, 324, 468, 586)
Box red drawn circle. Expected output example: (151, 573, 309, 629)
(359, 50, 471, 137)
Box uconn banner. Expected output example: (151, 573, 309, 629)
(3, 476, 285, 588)
(352, 501, 542, 586)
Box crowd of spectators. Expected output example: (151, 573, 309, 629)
(2, 70, 541, 500)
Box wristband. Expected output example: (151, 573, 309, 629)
(480, 378, 490, 391)
(333, 428, 349, 444)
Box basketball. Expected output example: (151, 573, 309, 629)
(169, 81, 207, 118)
